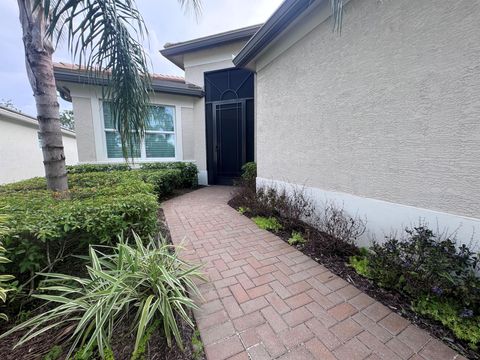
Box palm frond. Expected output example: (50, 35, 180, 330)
(43, 0, 151, 160)
(330, 0, 344, 33)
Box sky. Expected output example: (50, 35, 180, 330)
(0, 0, 283, 116)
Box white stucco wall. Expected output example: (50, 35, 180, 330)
(0, 108, 78, 184)
(254, 0, 480, 241)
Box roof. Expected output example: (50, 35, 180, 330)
(0, 106, 76, 137)
(161, 24, 262, 70)
(53, 62, 204, 98)
(233, 0, 318, 68)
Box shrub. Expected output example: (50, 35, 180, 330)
(241, 162, 257, 184)
(0, 173, 159, 279)
(0, 233, 203, 358)
(67, 163, 131, 174)
(253, 216, 283, 232)
(140, 162, 198, 188)
(138, 169, 182, 199)
(367, 226, 480, 311)
(288, 231, 306, 246)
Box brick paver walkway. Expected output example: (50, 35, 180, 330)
(163, 186, 463, 360)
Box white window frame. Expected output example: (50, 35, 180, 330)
(101, 101, 179, 162)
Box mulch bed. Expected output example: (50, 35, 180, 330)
(228, 193, 479, 360)
(0, 188, 205, 360)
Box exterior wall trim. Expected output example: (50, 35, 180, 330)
(257, 178, 480, 248)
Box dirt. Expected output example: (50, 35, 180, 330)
(228, 194, 480, 360)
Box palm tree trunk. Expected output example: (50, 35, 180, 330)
(17, 0, 68, 192)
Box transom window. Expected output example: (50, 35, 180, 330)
(103, 102, 176, 159)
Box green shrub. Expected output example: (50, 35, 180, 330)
(138, 169, 181, 199)
(140, 162, 198, 188)
(288, 231, 305, 246)
(241, 162, 257, 183)
(0, 212, 14, 322)
(0, 233, 202, 358)
(0, 173, 158, 278)
(67, 163, 132, 174)
(252, 216, 283, 232)
(414, 296, 480, 349)
(367, 226, 480, 311)
(349, 253, 370, 278)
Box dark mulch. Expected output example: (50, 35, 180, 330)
(0, 188, 205, 360)
(228, 193, 479, 360)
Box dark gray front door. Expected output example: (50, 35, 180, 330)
(205, 68, 255, 185)
(213, 101, 245, 185)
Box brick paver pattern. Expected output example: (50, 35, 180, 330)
(163, 186, 464, 360)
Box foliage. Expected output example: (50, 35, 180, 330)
(0, 212, 14, 321)
(288, 231, 306, 246)
(0, 99, 22, 112)
(59, 110, 75, 131)
(140, 162, 198, 188)
(67, 163, 132, 174)
(67, 161, 198, 188)
(367, 226, 480, 311)
(130, 319, 160, 360)
(348, 248, 370, 278)
(241, 162, 257, 184)
(0, 233, 203, 358)
(237, 207, 248, 215)
(314, 203, 366, 249)
(414, 296, 480, 349)
(191, 329, 204, 360)
(252, 216, 283, 232)
(43, 0, 152, 160)
(43, 345, 63, 360)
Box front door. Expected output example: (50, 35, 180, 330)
(205, 68, 254, 185)
(213, 101, 245, 185)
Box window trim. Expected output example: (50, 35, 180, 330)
(101, 101, 178, 161)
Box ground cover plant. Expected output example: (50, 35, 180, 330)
(0, 233, 203, 358)
(230, 162, 480, 358)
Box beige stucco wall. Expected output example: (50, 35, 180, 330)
(0, 109, 78, 184)
(255, 0, 480, 219)
(63, 83, 195, 166)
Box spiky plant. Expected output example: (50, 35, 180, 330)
(0, 233, 203, 358)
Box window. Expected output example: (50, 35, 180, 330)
(103, 103, 176, 159)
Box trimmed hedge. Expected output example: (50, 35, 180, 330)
(66, 161, 198, 188)
(0, 164, 197, 279)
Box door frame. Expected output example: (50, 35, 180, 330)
(211, 99, 248, 185)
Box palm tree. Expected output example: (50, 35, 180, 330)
(17, 0, 200, 192)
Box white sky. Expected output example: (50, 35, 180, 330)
(0, 0, 283, 115)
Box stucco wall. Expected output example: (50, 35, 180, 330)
(64, 83, 195, 166)
(255, 0, 480, 220)
(0, 109, 78, 184)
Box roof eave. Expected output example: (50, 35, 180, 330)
(160, 24, 262, 69)
(233, 0, 318, 68)
(54, 69, 204, 98)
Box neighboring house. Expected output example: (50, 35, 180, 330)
(0, 106, 78, 184)
(55, 0, 480, 244)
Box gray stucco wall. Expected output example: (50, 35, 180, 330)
(256, 0, 480, 219)
(181, 107, 195, 160)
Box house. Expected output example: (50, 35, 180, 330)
(55, 0, 480, 244)
(0, 106, 78, 184)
